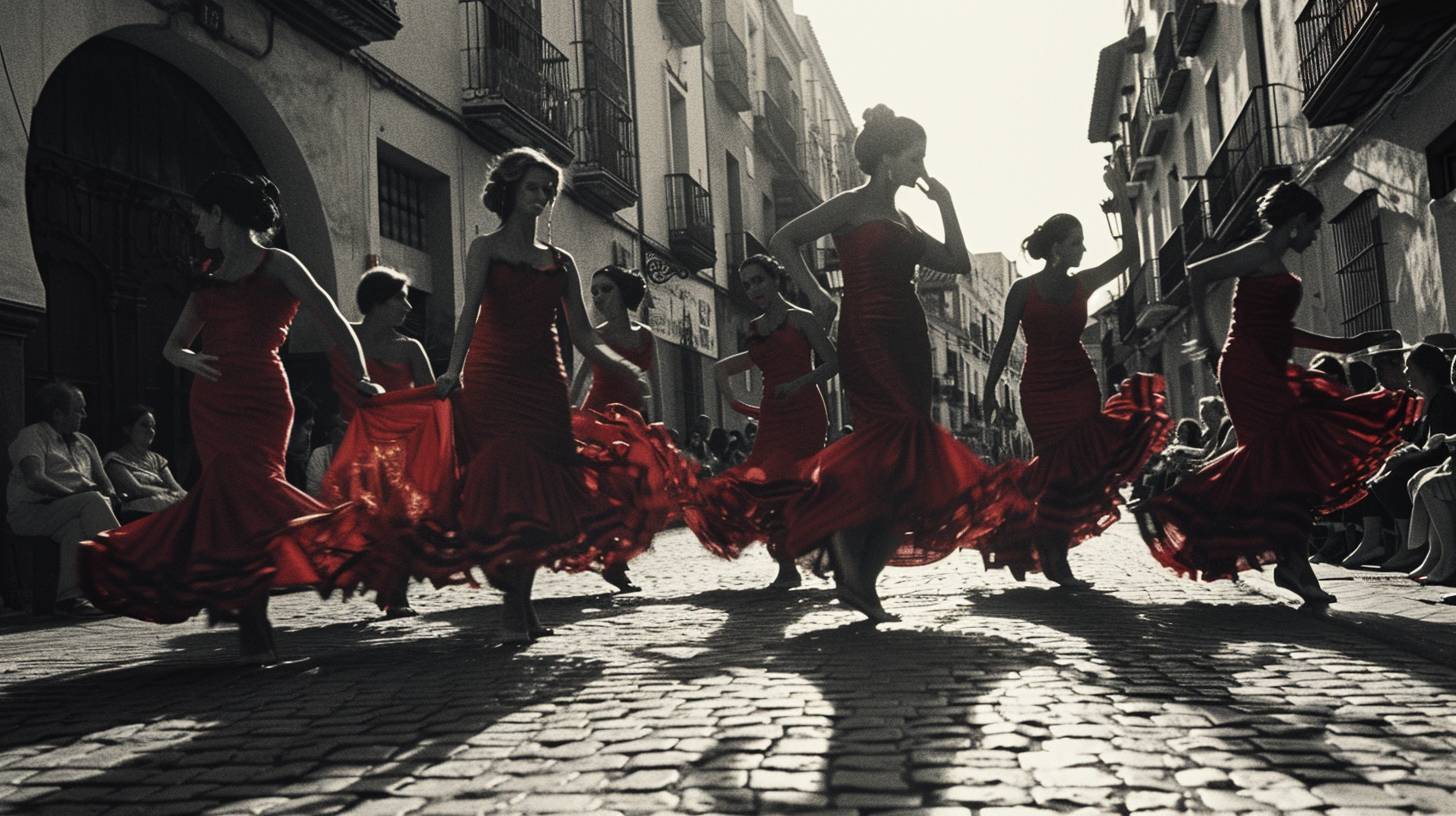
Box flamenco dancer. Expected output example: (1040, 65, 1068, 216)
(324, 265, 440, 617)
(568, 264, 664, 593)
(980, 162, 1172, 588)
(81, 172, 383, 664)
(1136, 181, 1421, 604)
(687, 253, 837, 589)
(435, 147, 681, 642)
(768, 105, 1025, 621)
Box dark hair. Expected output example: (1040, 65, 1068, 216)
(853, 104, 926, 175)
(293, 394, 317, 426)
(1408, 343, 1451, 386)
(194, 172, 283, 234)
(482, 147, 562, 219)
(593, 265, 647, 310)
(117, 403, 156, 432)
(1256, 181, 1323, 229)
(36, 381, 81, 422)
(357, 266, 411, 315)
(738, 253, 788, 287)
(1174, 418, 1201, 447)
(707, 428, 729, 458)
(1310, 353, 1348, 386)
(1022, 214, 1082, 261)
(1348, 360, 1378, 392)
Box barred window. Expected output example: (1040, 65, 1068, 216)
(379, 159, 426, 250)
(1331, 191, 1392, 335)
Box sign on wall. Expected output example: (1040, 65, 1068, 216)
(646, 276, 718, 357)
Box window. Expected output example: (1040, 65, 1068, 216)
(1427, 119, 1456, 200)
(1205, 67, 1225, 150)
(379, 158, 426, 250)
(1331, 191, 1392, 334)
(679, 349, 705, 422)
(725, 152, 743, 233)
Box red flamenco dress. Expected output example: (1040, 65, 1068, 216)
(778, 221, 1027, 565)
(561, 327, 697, 571)
(980, 278, 1173, 573)
(1138, 272, 1422, 580)
(270, 351, 458, 600)
(80, 254, 331, 622)
(685, 318, 828, 559)
(453, 256, 682, 580)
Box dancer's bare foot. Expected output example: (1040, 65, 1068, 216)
(603, 564, 641, 594)
(1342, 539, 1387, 568)
(835, 583, 899, 623)
(1274, 564, 1336, 605)
(769, 561, 802, 589)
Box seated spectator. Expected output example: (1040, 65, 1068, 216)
(706, 428, 731, 476)
(1309, 353, 1348, 386)
(725, 430, 749, 467)
(304, 412, 348, 499)
(103, 404, 187, 520)
(1348, 341, 1456, 568)
(743, 419, 758, 454)
(284, 394, 318, 491)
(5, 382, 117, 616)
(1406, 453, 1456, 584)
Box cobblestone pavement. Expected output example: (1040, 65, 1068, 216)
(4, 519, 1456, 815)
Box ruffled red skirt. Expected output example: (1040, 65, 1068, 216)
(1139, 366, 1422, 580)
(980, 373, 1173, 573)
(778, 416, 1030, 566)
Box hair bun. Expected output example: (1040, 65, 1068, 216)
(863, 104, 896, 127)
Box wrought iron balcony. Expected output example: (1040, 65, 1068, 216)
(260, 0, 401, 53)
(1134, 257, 1176, 330)
(799, 136, 830, 197)
(1118, 266, 1142, 341)
(711, 21, 751, 112)
(1204, 85, 1291, 244)
(1126, 90, 1165, 181)
(460, 0, 574, 162)
(755, 90, 800, 172)
(1181, 184, 1210, 260)
(658, 0, 705, 46)
(1157, 226, 1189, 307)
(1153, 13, 1191, 113)
(1175, 0, 1217, 56)
(571, 88, 638, 214)
(1295, 0, 1456, 127)
(666, 174, 715, 270)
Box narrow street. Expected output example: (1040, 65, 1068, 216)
(4, 520, 1455, 814)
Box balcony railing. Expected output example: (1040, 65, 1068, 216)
(710, 21, 751, 112)
(571, 88, 638, 214)
(755, 90, 800, 171)
(1295, 0, 1456, 127)
(1205, 85, 1290, 244)
(1157, 226, 1189, 307)
(264, 0, 402, 53)
(1118, 267, 1142, 341)
(1175, 0, 1217, 56)
(460, 0, 574, 161)
(799, 136, 830, 196)
(1134, 257, 1177, 329)
(1154, 13, 1191, 112)
(658, 0, 705, 46)
(666, 174, 716, 270)
(1181, 184, 1209, 258)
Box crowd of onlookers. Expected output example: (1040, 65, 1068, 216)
(1136, 332, 1456, 598)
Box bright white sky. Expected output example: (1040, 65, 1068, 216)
(797, 0, 1127, 302)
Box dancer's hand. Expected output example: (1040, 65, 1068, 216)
(1348, 329, 1400, 353)
(811, 296, 838, 332)
(1103, 160, 1129, 195)
(175, 350, 221, 382)
(774, 378, 807, 399)
(627, 365, 652, 402)
(1184, 335, 1220, 368)
(434, 371, 460, 399)
(354, 378, 385, 398)
(919, 176, 953, 207)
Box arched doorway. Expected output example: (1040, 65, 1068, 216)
(25, 36, 271, 480)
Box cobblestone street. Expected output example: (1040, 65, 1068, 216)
(4, 519, 1456, 815)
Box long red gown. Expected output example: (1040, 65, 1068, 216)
(980, 278, 1172, 573)
(80, 252, 331, 622)
(453, 256, 683, 579)
(686, 317, 828, 559)
(1139, 271, 1422, 579)
(270, 352, 458, 601)
(778, 220, 1027, 565)
(560, 326, 697, 572)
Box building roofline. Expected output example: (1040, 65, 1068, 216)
(1087, 36, 1127, 144)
